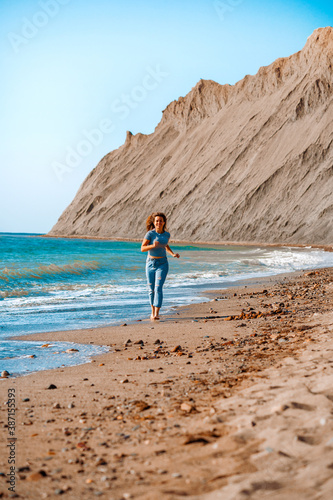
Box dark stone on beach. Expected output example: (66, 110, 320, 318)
(290, 401, 315, 411)
(154, 339, 161, 344)
(172, 472, 183, 478)
(17, 466, 31, 473)
(134, 340, 144, 345)
(46, 384, 57, 390)
(98, 442, 110, 447)
(296, 435, 317, 445)
(251, 480, 282, 491)
(22, 398, 30, 402)
(135, 401, 151, 412)
(54, 489, 65, 495)
(95, 457, 107, 466)
(1, 370, 10, 378)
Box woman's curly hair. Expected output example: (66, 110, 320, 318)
(146, 212, 167, 232)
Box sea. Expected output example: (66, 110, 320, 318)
(1, 232, 333, 377)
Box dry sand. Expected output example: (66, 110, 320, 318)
(1, 268, 333, 499)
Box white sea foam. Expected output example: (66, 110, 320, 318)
(0, 340, 109, 377)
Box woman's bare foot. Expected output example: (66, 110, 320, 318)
(154, 307, 161, 320)
(150, 306, 155, 321)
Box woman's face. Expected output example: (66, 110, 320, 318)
(154, 216, 165, 231)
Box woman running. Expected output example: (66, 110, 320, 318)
(141, 212, 180, 320)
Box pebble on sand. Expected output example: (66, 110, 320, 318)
(171, 345, 182, 353)
(180, 402, 196, 413)
(26, 470, 47, 481)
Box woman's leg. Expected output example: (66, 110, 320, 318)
(150, 305, 155, 319)
(146, 260, 156, 319)
(153, 259, 169, 317)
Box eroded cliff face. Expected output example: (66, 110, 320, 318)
(49, 27, 333, 244)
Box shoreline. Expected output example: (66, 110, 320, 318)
(3, 267, 330, 378)
(3, 235, 333, 381)
(39, 233, 333, 252)
(9, 267, 307, 341)
(6, 267, 313, 352)
(1, 267, 332, 499)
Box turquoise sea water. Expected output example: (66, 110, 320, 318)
(1, 233, 333, 376)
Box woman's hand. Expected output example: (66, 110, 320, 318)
(165, 244, 179, 258)
(141, 238, 156, 252)
(141, 238, 165, 252)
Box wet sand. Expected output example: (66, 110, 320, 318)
(1, 268, 333, 499)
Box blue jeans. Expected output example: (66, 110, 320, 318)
(146, 257, 169, 308)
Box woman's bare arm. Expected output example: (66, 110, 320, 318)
(141, 238, 160, 252)
(166, 244, 180, 258)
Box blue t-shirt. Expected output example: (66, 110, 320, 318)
(144, 229, 170, 257)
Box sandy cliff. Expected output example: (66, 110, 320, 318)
(49, 27, 333, 244)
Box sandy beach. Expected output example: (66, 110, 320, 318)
(3, 0, 333, 497)
(1, 267, 333, 499)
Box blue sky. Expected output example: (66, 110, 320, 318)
(1, 0, 332, 233)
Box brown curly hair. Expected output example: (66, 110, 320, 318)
(146, 212, 167, 232)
